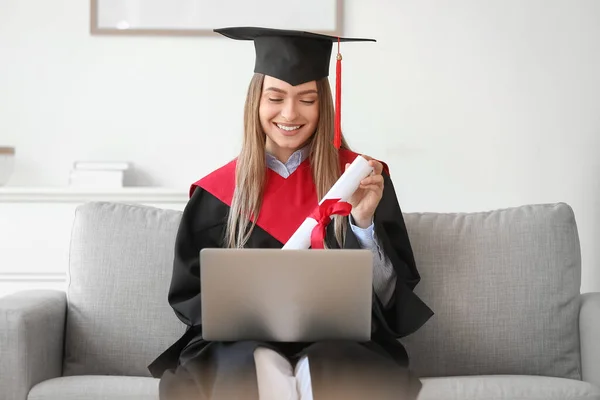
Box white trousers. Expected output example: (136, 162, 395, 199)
(253, 347, 313, 400)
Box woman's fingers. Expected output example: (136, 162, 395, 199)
(361, 175, 384, 187)
(358, 184, 384, 197)
(369, 160, 384, 175)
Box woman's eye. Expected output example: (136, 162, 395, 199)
(268, 98, 283, 103)
(300, 100, 316, 105)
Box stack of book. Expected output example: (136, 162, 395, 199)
(68, 161, 130, 188)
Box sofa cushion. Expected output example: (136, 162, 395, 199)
(418, 375, 600, 400)
(28, 376, 158, 400)
(27, 375, 600, 400)
(63, 202, 187, 377)
(401, 203, 582, 380)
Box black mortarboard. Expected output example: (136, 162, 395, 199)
(214, 27, 376, 148)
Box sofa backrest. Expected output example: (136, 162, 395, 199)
(62, 201, 582, 380)
(63, 202, 187, 377)
(401, 202, 581, 380)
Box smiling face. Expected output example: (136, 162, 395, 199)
(259, 75, 319, 163)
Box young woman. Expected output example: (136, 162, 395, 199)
(149, 27, 434, 400)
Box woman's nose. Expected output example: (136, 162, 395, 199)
(280, 100, 298, 121)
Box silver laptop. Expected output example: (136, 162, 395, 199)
(200, 248, 373, 343)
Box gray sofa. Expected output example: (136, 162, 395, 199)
(1, 201, 600, 400)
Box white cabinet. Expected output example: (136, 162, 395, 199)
(0, 187, 188, 297)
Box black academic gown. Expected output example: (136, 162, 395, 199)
(148, 149, 434, 400)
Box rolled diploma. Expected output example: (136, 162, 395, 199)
(282, 155, 374, 250)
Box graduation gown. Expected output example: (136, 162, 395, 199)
(148, 148, 434, 400)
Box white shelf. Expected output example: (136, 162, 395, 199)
(0, 272, 67, 282)
(0, 186, 189, 203)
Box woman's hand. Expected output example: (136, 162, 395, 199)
(346, 156, 385, 229)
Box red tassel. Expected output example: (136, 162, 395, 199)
(334, 37, 342, 149)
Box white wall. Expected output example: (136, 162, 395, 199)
(1, 0, 600, 291)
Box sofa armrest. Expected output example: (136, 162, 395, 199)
(580, 292, 600, 388)
(0, 290, 67, 400)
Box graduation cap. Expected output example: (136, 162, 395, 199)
(214, 27, 376, 149)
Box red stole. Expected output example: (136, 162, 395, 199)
(191, 149, 388, 245)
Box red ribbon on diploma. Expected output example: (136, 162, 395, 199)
(309, 198, 352, 249)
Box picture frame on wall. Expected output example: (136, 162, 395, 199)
(90, 0, 343, 37)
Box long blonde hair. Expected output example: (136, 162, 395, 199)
(225, 73, 351, 249)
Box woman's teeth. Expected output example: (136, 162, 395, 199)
(276, 124, 301, 131)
